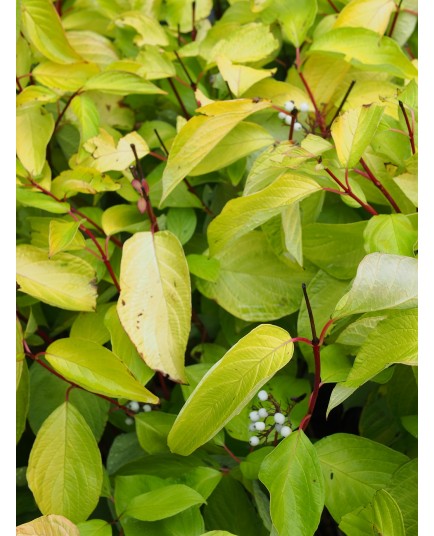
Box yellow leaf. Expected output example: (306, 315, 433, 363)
(161, 98, 272, 202)
(48, 219, 86, 257)
(17, 515, 79, 536)
(334, 0, 396, 36)
(32, 61, 100, 92)
(83, 130, 149, 172)
(117, 231, 191, 383)
(114, 11, 169, 47)
(217, 55, 276, 97)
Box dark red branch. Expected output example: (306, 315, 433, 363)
(388, 0, 403, 38)
(130, 144, 159, 234)
(223, 444, 241, 464)
(54, 89, 81, 132)
(326, 0, 339, 12)
(167, 78, 191, 119)
(398, 100, 416, 155)
(324, 168, 379, 215)
(359, 158, 402, 213)
(327, 80, 356, 130)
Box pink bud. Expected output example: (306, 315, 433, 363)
(141, 180, 150, 196)
(137, 197, 147, 214)
(131, 179, 142, 193)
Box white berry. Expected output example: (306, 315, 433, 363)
(254, 421, 266, 431)
(248, 423, 256, 431)
(275, 424, 282, 432)
(143, 404, 152, 412)
(284, 100, 295, 112)
(281, 426, 292, 437)
(284, 115, 293, 126)
(128, 401, 140, 412)
(258, 390, 268, 401)
(249, 436, 260, 446)
(274, 412, 285, 424)
(258, 408, 268, 418)
(300, 102, 309, 112)
(249, 410, 260, 422)
(293, 122, 303, 131)
(278, 111, 286, 120)
(125, 417, 134, 425)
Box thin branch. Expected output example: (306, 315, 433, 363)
(71, 207, 122, 248)
(174, 50, 196, 90)
(359, 158, 402, 213)
(326, 0, 339, 12)
(398, 100, 416, 155)
(153, 129, 169, 156)
(302, 283, 318, 344)
(324, 168, 379, 215)
(388, 0, 403, 38)
(223, 444, 241, 464)
(54, 89, 81, 132)
(296, 66, 327, 136)
(167, 78, 191, 119)
(327, 80, 356, 130)
(191, 1, 197, 41)
(16, 77, 23, 93)
(319, 318, 336, 346)
(130, 144, 159, 234)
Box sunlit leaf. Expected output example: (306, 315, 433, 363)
(16, 245, 97, 312)
(17, 515, 80, 536)
(259, 430, 325, 535)
(83, 71, 167, 96)
(217, 56, 276, 97)
(168, 324, 294, 455)
(117, 231, 191, 383)
(48, 219, 86, 257)
(32, 61, 100, 92)
(333, 0, 396, 35)
(27, 402, 103, 523)
(114, 11, 169, 47)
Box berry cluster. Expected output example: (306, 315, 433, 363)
(125, 401, 153, 425)
(277, 100, 310, 133)
(248, 390, 293, 447)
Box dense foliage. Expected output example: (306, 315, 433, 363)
(16, 0, 418, 534)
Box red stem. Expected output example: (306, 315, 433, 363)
(54, 89, 81, 132)
(398, 100, 416, 155)
(359, 158, 402, 213)
(319, 318, 336, 346)
(27, 178, 121, 290)
(324, 168, 379, 215)
(168, 78, 191, 119)
(326, 0, 339, 12)
(71, 207, 122, 248)
(299, 343, 321, 432)
(388, 0, 403, 38)
(130, 144, 159, 234)
(157, 372, 171, 400)
(16, 77, 23, 93)
(223, 444, 241, 464)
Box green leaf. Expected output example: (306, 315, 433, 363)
(17, 360, 30, 444)
(124, 484, 205, 521)
(333, 253, 418, 317)
(114, 11, 169, 47)
(161, 98, 272, 202)
(21, 0, 82, 64)
(309, 28, 418, 79)
(171, 467, 222, 501)
(400, 415, 417, 437)
(17, 245, 97, 312)
(16, 318, 25, 362)
(385, 458, 417, 536)
(189, 122, 274, 177)
(82, 130, 149, 172)
(166, 208, 197, 245)
(16, 85, 59, 108)
(48, 219, 86, 257)
(28, 361, 110, 442)
(314, 433, 408, 522)
(363, 214, 417, 256)
(51, 168, 120, 199)
(202, 476, 268, 536)
(32, 61, 100, 92)
(104, 306, 155, 386)
(77, 519, 112, 536)
(217, 56, 276, 97)
(333, 0, 396, 35)
(17, 187, 71, 214)
(262, 0, 318, 47)
(168, 324, 294, 456)
(117, 231, 191, 383)
(135, 412, 177, 454)
(66, 31, 119, 68)
(208, 173, 321, 254)
(197, 232, 315, 321)
(17, 515, 80, 535)
(187, 255, 220, 282)
(331, 105, 384, 168)
(342, 309, 417, 388)
(45, 338, 159, 403)
(101, 205, 150, 236)
(83, 71, 166, 96)
(69, 94, 100, 148)
(27, 402, 103, 523)
(259, 430, 325, 536)
(303, 222, 367, 280)
(16, 105, 55, 176)
(70, 303, 112, 345)
(339, 489, 405, 536)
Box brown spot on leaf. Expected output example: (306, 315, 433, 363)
(121, 300, 126, 306)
